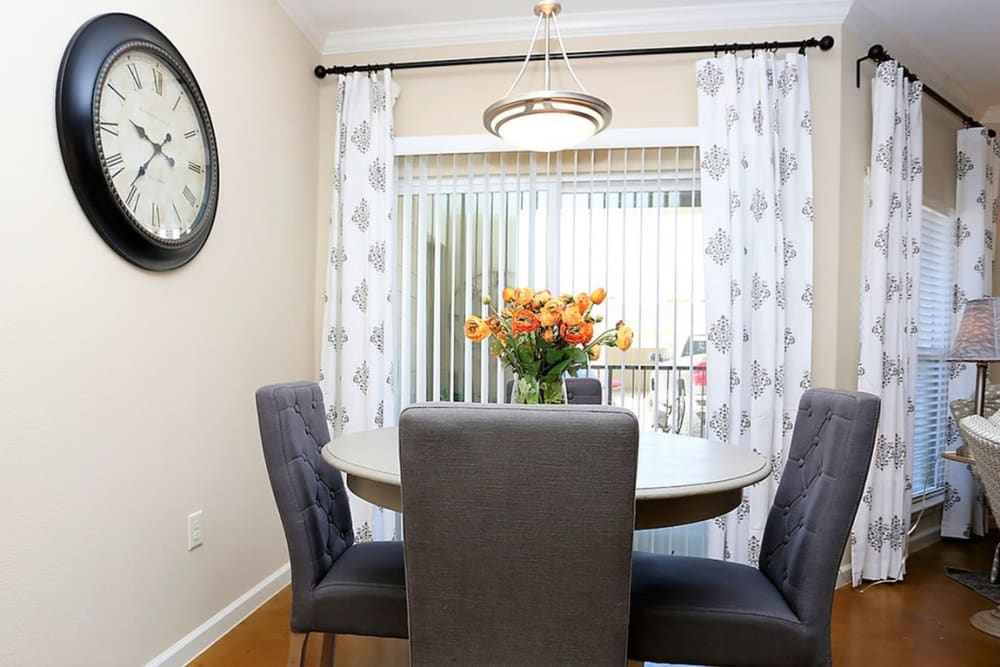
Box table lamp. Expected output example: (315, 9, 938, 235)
(948, 297, 1000, 456)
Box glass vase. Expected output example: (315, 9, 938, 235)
(511, 374, 567, 404)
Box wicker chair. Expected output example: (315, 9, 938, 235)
(957, 414, 1000, 638)
(950, 383, 1000, 456)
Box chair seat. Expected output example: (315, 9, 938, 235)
(307, 540, 408, 638)
(629, 551, 813, 666)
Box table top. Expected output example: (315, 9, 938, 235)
(942, 449, 975, 465)
(321, 427, 770, 504)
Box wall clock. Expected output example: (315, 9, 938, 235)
(56, 13, 219, 271)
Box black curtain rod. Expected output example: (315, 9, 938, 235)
(313, 34, 835, 78)
(856, 44, 995, 137)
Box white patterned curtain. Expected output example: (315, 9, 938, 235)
(321, 70, 399, 541)
(696, 52, 814, 565)
(942, 128, 999, 538)
(851, 61, 923, 585)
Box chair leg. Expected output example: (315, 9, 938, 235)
(287, 631, 309, 667)
(991, 540, 1000, 584)
(319, 633, 337, 667)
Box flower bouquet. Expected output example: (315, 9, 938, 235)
(464, 286, 633, 404)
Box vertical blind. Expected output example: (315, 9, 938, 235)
(394, 147, 707, 426)
(394, 143, 709, 554)
(913, 207, 955, 498)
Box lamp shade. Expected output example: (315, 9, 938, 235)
(483, 2, 611, 152)
(948, 297, 1000, 361)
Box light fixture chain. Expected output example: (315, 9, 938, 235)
(551, 13, 590, 93)
(503, 12, 546, 99)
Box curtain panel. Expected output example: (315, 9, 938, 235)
(696, 52, 814, 565)
(851, 61, 923, 585)
(942, 128, 1000, 538)
(321, 70, 399, 541)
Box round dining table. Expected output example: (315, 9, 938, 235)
(321, 428, 769, 530)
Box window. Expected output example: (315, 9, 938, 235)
(393, 134, 707, 435)
(393, 132, 709, 555)
(913, 207, 955, 498)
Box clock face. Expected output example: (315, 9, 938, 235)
(57, 14, 219, 270)
(95, 46, 213, 245)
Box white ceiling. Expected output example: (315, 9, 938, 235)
(277, 0, 1000, 116)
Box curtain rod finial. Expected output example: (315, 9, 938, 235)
(314, 65, 330, 79)
(868, 44, 885, 60)
(819, 35, 835, 51)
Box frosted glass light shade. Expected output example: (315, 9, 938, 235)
(484, 90, 611, 152)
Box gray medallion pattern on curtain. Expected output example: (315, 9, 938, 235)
(942, 128, 1000, 539)
(321, 70, 399, 542)
(851, 61, 923, 585)
(697, 52, 814, 565)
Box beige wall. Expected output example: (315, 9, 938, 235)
(0, 2, 319, 664)
(318, 25, 851, 388)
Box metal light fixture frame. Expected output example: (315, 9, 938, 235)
(483, 2, 611, 149)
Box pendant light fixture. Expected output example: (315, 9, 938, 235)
(483, 2, 611, 152)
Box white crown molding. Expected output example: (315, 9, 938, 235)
(320, 1, 852, 56)
(275, 0, 327, 52)
(983, 105, 1000, 125)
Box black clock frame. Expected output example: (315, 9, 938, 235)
(56, 13, 219, 271)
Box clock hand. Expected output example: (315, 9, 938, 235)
(159, 133, 176, 167)
(130, 120, 153, 143)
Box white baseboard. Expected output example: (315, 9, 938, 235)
(144, 563, 290, 667)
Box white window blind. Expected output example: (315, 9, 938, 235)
(913, 207, 954, 498)
(394, 144, 707, 436)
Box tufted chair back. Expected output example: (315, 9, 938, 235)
(759, 388, 880, 632)
(256, 382, 355, 624)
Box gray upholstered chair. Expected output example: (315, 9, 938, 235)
(398, 403, 639, 666)
(503, 376, 605, 404)
(628, 388, 881, 667)
(255, 382, 407, 667)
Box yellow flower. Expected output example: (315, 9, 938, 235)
(615, 323, 633, 351)
(514, 287, 534, 306)
(542, 327, 557, 343)
(533, 289, 552, 308)
(562, 306, 583, 326)
(588, 345, 602, 361)
(464, 316, 492, 342)
(539, 298, 565, 327)
(502, 287, 516, 303)
(590, 287, 607, 305)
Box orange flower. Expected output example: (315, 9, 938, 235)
(539, 298, 565, 327)
(542, 327, 557, 343)
(561, 320, 594, 346)
(485, 315, 502, 334)
(615, 323, 633, 351)
(532, 289, 552, 308)
(464, 316, 492, 342)
(562, 306, 583, 326)
(514, 287, 534, 306)
(502, 287, 516, 303)
(590, 287, 607, 305)
(511, 309, 540, 334)
(575, 293, 592, 315)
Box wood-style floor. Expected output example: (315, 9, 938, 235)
(192, 536, 1000, 666)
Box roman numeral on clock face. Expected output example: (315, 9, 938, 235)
(105, 152, 124, 169)
(127, 62, 142, 90)
(126, 184, 141, 212)
(182, 185, 197, 207)
(151, 202, 161, 229)
(184, 129, 198, 139)
(187, 161, 203, 174)
(152, 69, 164, 96)
(99, 121, 119, 136)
